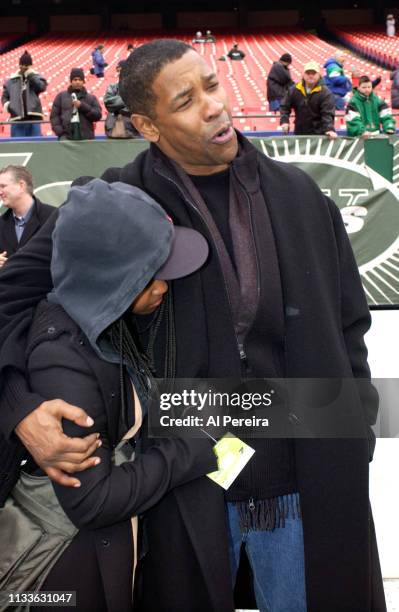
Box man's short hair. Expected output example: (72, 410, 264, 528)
(0, 165, 34, 195)
(119, 39, 193, 118)
(358, 75, 371, 85)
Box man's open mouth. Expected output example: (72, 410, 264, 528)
(211, 124, 234, 144)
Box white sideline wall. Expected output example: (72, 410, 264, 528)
(367, 311, 399, 578)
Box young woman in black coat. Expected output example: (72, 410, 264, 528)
(0, 179, 214, 611)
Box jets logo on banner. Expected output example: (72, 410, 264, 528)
(258, 136, 399, 306)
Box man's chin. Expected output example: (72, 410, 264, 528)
(219, 135, 238, 164)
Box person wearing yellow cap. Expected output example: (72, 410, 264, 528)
(280, 61, 337, 138)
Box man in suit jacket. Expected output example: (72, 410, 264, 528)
(0, 165, 54, 266)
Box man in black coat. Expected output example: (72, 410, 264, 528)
(266, 53, 294, 112)
(50, 68, 102, 140)
(280, 60, 337, 138)
(0, 165, 54, 267)
(0, 41, 386, 611)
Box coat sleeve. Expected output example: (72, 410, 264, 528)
(0, 213, 56, 437)
(50, 93, 64, 137)
(345, 99, 365, 137)
(27, 334, 217, 529)
(275, 63, 293, 87)
(328, 198, 378, 459)
(79, 95, 102, 122)
(326, 63, 352, 90)
(378, 99, 396, 133)
(1, 82, 10, 113)
(319, 89, 336, 133)
(104, 84, 126, 114)
(26, 72, 47, 94)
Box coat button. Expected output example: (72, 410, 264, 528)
(110, 392, 116, 398)
(101, 539, 110, 547)
(47, 326, 56, 334)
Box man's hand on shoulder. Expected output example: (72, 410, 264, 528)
(15, 399, 102, 487)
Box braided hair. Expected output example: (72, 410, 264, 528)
(104, 288, 176, 423)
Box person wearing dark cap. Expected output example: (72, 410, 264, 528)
(0, 178, 214, 610)
(1, 50, 47, 137)
(104, 60, 138, 138)
(266, 53, 294, 113)
(50, 68, 102, 140)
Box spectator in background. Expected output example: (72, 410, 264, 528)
(323, 52, 352, 110)
(267, 53, 294, 112)
(386, 14, 396, 37)
(227, 42, 245, 61)
(205, 30, 216, 43)
(104, 60, 139, 139)
(351, 66, 381, 91)
(192, 31, 203, 43)
(280, 61, 336, 138)
(346, 75, 396, 137)
(50, 68, 102, 141)
(0, 165, 54, 267)
(1, 50, 47, 138)
(91, 44, 107, 78)
(391, 67, 399, 108)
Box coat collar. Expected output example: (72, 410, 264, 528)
(296, 80, 322, 96)
(18, 198, 41, 247)
(149, 129, 259, 193)
(1, 198, 43, 251)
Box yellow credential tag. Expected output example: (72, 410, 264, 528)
(207, 433, 255, 490)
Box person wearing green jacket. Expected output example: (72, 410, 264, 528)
(346, 75, 396, 137)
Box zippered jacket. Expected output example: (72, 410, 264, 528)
(323, 58, 352, 97)
(346, 89, 396, 136)
(280, 80, 335, 135)
(1, 69, 47, 121)
(50, 86, 102, 139)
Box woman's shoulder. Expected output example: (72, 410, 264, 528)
(27, 299, 81, 357)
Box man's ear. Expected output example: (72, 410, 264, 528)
(131, 114, 160, 143)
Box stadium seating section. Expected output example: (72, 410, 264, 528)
(0, 30, 394, 137)
(333, 27, 399, 70)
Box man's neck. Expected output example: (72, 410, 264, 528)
(12, 195, 34, 218)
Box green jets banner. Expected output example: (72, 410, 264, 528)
(1, 136, 398, 306)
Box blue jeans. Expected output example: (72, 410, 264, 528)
(334, 94, 346, 111)
(269, 99, 281, 112)
(11, 122, 42, 137)
(227, 500, 307, 612)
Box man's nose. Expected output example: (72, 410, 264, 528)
(203, 95, 224, 122)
